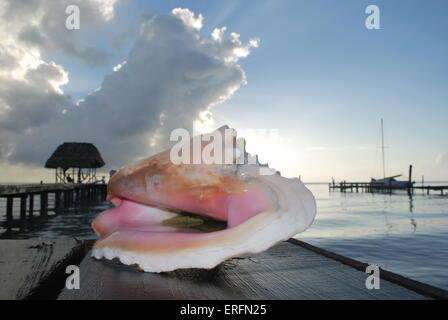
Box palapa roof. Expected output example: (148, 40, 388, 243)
(45, 142, 105, 169)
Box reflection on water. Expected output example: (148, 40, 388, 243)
(0, 183, 447, 290)
(297, 183, 448, 290)
(0, 196, 111, 239)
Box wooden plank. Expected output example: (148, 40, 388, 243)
(58, 241, 428, 300)
(289, 239, 447, 300)
(0, 239, 84, 300)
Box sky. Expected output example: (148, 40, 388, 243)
(0, 0, 447, 183)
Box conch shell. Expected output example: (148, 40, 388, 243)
(91, 126, 316, 272)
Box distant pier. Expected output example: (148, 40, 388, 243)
(0, 183, 107, 222)
(329, 181, 448, 196)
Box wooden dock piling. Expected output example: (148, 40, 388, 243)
(20, 196, 27, 219)
(69, 190, 74, 207)
(29, 194, 34, 217)
(6, 196, 13, 221)
(54, 191, 61, 212)
(40, 192, 48, 216)
(74, 189, 79, 204)
(0, 184, 107, 223)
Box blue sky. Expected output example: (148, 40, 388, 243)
(2, 0, 447, 182)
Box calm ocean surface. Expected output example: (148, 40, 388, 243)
(1, 182, 447, 290)
(297, 183, 448, 291)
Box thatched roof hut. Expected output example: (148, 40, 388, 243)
(45, 142, 105, 170)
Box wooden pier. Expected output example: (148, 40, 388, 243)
(0, 238, 446, 300)
(0, 183, 107, 222)
(412, 185, 448, 196)
(329, 181, 448, 196)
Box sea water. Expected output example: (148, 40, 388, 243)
(297, 183, 448, 291)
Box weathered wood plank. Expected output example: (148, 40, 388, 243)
(58, 241, 427, 300)
(0, 239, 84, 300)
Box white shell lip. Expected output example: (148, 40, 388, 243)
(92, 126, 317, 273)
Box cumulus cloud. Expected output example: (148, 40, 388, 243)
(0, 0, 118, 161)
(1, 8, 259, 171)
(0, 61, 70, 133)
(172, 8, 204, 30)
(1, 0, 117, 66)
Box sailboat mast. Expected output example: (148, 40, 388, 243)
(381, 118, 386, 179)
